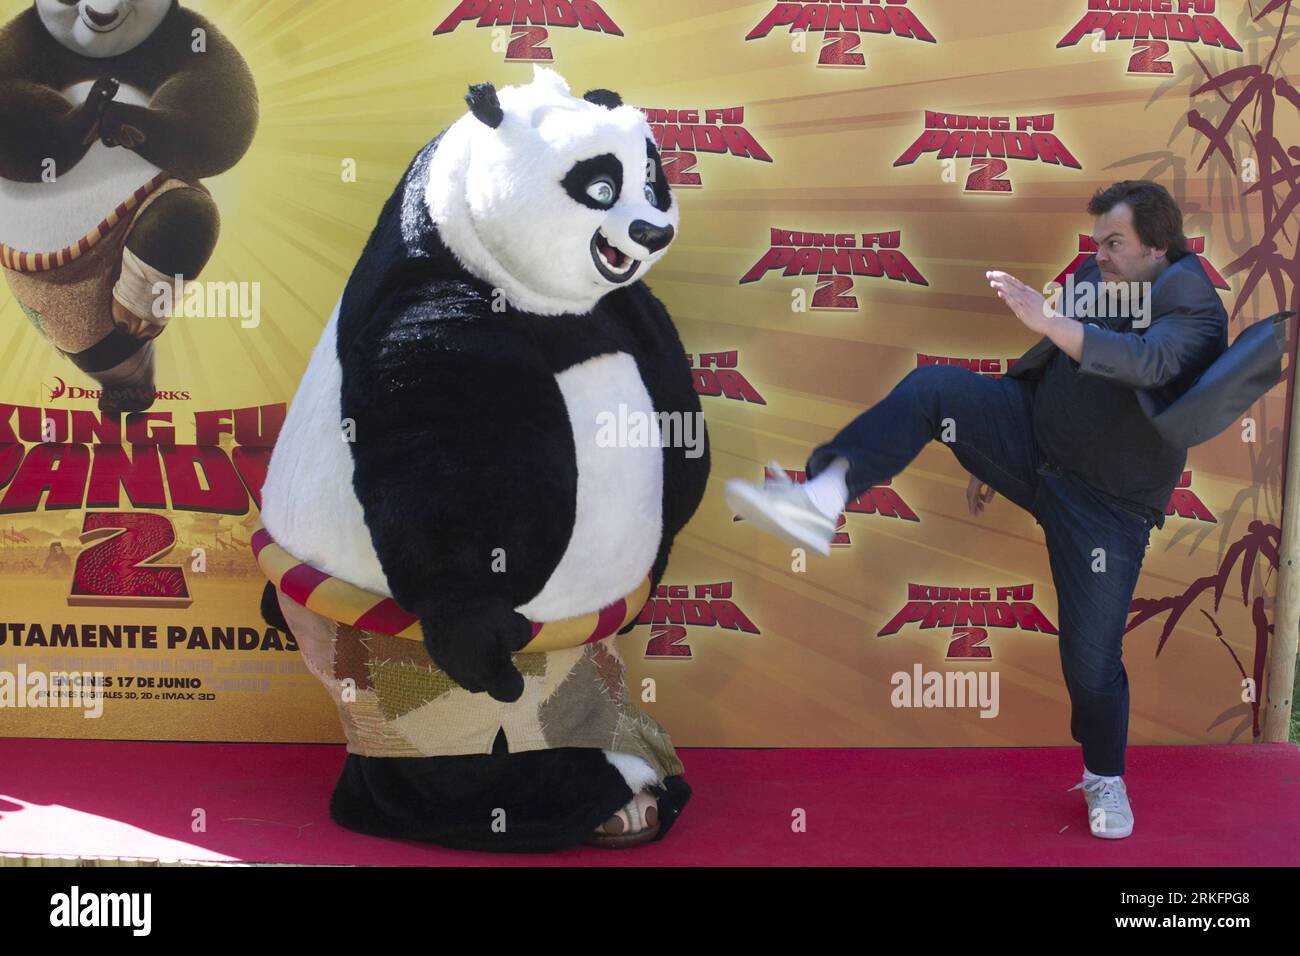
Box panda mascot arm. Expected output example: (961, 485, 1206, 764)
(339, 276, 579, 704)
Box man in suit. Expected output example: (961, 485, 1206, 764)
(725, 180, 1229, 840)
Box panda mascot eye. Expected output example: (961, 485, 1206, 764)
(586, 177, 616, 206)
(643, 183, 657, 207)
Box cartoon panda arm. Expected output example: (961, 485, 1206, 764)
(341, 281, 578, 702)
(0, 15, 107, 181)
(99, 12, 258, 179)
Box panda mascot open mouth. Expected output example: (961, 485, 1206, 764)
(591, 217, 675, 283)
(257, 66, 708, 853)
(592, 229, 639, 282)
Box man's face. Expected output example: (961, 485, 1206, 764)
(1091, 202, 1166, 284)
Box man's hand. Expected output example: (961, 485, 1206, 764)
(987, 269, 1084, 362)
(986, 270, 1055, 333)
(967, 474, 995, 516)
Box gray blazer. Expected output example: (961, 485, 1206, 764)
(1007, 254, 1288, 448)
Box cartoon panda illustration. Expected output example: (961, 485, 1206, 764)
(257, 67, 709, 852)
(0, 0, 257, 412)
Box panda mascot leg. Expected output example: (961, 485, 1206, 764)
(257, 67, 709, 853)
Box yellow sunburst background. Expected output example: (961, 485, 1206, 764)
(0, 0, 1295, 747)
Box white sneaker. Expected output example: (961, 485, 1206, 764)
(724, 462, 837, 557)
(1070, 774, 1134, 839)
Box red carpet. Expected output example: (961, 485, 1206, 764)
(1, 738, 1296, 866)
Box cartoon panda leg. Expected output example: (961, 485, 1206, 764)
(91, 335, 156, 415)
(114, 186, 219, 329)
(587, 752, 672, 847)
(329, 738, 634, 853)
(121, 186, 221, 290)
(328, 738, 691, 853)
(95, 187, 220, 413)
(603, 751, 659, 791)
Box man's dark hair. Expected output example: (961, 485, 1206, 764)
(1087, 180, 1189, 262)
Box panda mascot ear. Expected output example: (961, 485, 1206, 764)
(465, 82, 504, 128)
(583, 89, 623, 110)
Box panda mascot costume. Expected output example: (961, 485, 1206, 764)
(256, 67, 708, 852)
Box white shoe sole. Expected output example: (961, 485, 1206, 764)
(724, 480, 834, 557)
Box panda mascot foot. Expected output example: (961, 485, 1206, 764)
(587, 790, 672, 848)
(256, 67, 709, 853)
(328, 743, 693, 853)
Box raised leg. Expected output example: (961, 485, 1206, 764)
(806, 363, 1043, 513)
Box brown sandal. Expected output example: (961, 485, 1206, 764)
(585, 791, 660, 848)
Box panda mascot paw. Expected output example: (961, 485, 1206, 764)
(419, 600, 533, 703)
(255, 66, 709, 853)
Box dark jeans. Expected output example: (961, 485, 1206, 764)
(808, 364, 1154, 776)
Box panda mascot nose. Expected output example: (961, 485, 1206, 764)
(630, 220, 675, 254)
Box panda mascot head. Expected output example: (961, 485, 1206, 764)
(427, 66, 679, 315)
(257, 66, 708, 852)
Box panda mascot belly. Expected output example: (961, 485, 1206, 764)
(257, 67, 709, 852)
